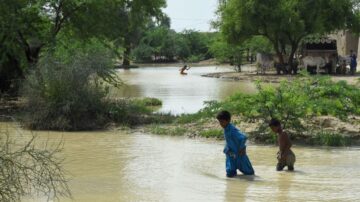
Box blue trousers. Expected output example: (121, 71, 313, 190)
(226, 154, 255, 177)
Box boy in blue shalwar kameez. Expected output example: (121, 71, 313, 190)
(216, 111, 255, 178)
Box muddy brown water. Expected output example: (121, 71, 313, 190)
(15, 125, 360, 202)
(10, 66, 360, 201)
(113, 66, 256, 114)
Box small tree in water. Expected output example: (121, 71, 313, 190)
(0, 122, 71, 201)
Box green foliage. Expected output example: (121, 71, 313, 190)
(149, 125, 188, 136)
(176, 101, 221, 124)
(133, 97, 162, 107)
(199, 129, 224, 139)
(133, 26, 215, 63)
(133, 26, 190, 62)
(179, 74, 360, 142)
(187, 55, 205, 63)
(312, 131, 350, 146)
(210, 34, 272, 70)
(108, 98, 174, 126)
(218, 0, 359, 66)
(182, 30, 214, 60)
(107, 99, 150, 125)
(21, 51, 118, 131)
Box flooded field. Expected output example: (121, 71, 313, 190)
(13, 66, 360, 201)
(13, 124, 359, 202)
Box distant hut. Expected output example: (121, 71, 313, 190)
(302, 36, 337, 58)
(300, 36, 338, 74)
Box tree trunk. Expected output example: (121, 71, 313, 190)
(122, 46, 131, 68)
(288, 43, 299, 75)
(0, 54, 23, 94)
(275, 50, 285, 75)
(247, 48, 250, 62)
(273, 40, 285, 75)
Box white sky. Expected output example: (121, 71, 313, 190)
(163, 0, 218, 32)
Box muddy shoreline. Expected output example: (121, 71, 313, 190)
(202, 66, 360, 86)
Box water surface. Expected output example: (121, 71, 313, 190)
(12, 66, 360, 202)
(115, 66, 256, 114)
(14, 124, 359, 202)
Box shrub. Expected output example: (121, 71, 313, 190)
(21, 51, 118, 131)
(0, 124, 70, 201)
(187, 54, 204, 63)
(199, 129, 223, 139)
(312, 131, 350, 146)
(176, 101, 221, 124)
(108, 98, 173, 126)
(149, 125, 187, 136)
(176, 73, 360, 143)
(133, 97, 162, 107)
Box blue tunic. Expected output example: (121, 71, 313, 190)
(350, 54, 357, 68)
(223, 124, 255, 176)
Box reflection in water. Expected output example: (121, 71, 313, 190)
(114, 66, 256, 114)
(8, 121, 358, 202)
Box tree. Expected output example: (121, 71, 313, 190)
(182, 30, 213, 60)
(120, 0, 167, 67)
(0, 0, 125, 92)
(210, 34, 272, 70)
(218, 0, 360, 73)
(133, 26, 190, 63)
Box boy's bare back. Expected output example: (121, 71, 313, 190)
(278, 131, 292, 156)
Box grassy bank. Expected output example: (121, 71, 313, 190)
(145, 73, 360, 146)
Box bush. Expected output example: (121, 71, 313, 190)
(108, 98, 173, 126)
(312, 131, 350, 146)
(199, 129, 223, 139)
(21, 51, 119, 131)
(0, 124, 70, 201)
(176, 101, 221, 124)
(149, 125, 187, 136)
(187, 54, 205, 63)
(177, 73, 360, 144)
(133, 97, 162, 107)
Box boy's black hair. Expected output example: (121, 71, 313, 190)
(269, 118, 281, 127)
(216, 110, 231, 121)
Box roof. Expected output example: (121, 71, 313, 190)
(303, 36, 337, 50)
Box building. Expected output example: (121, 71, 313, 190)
(330, 30, 359, 56)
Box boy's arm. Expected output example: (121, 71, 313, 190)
(233, 129, 247, 156)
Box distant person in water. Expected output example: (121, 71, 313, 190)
(216, 111, 255, 177)
(180, 65, 191, 75)
(269, 119, 296, 171)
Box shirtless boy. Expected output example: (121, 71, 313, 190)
(269, 119, 296, 171)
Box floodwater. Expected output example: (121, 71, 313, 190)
(114, 66, 256, 114)
(11, 66, 360, 201)
(14, 125, 360, 202)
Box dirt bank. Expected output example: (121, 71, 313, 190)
(203, 65, 360, 86)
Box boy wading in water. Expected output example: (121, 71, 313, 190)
(269, 119, 296, 171)
(217, 111, 255, 178)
